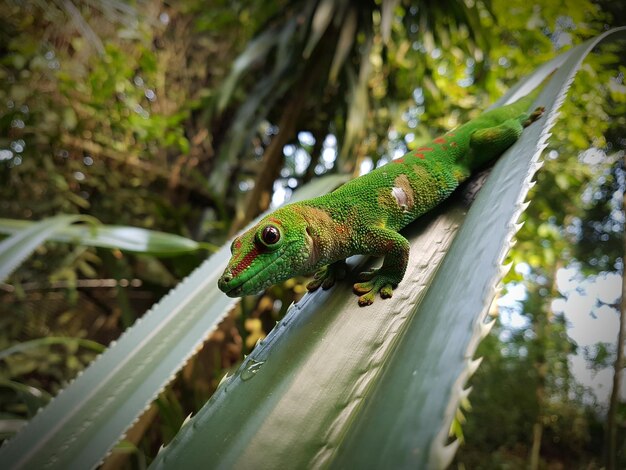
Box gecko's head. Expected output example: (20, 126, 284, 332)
(218, 206, 313, 297)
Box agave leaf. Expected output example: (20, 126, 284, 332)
(0, 174, 348, 470)
(0, 219, 206, 257)
(148, 28, 626, 469)
(0, 215, 85, 282)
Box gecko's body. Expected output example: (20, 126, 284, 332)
(219, 91, 544, 306)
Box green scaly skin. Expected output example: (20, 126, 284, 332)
(218, 92, 545, 306)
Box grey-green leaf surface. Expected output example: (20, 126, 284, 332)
(0, 219, 206, 257)
(333, 29, 626, 469)
(0, 174, 348, 470)
(149, 28, 626, 470)
(0, 215, 84, 282)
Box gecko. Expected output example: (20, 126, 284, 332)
(218, 89, 545, 306)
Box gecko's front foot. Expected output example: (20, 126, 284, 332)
(353, 269, 399, 307)
(306, 260, 347, 292)
(522, 106, 545, 127)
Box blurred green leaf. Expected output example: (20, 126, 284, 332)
(0, 215, 84, 282)
(0, 337, 106, 362)
(0, 380, 52, 416)
(0, 219, 209, 257)
(0, 419, 28, 440)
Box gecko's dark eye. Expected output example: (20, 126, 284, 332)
(261, 225, 280, 245)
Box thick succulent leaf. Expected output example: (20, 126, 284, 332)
(0, 218, 206, 257)
(0, 215, 84, 282)
(149, 28, 626, 469)
(0, 174, 348, 470)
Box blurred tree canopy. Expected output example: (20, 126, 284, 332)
(0, 0, 624, 467)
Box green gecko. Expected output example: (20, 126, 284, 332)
(218, 89, 545, 306)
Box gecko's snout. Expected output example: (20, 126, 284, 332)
(217, 271, 233, 294)
(218, 270, 245, 297)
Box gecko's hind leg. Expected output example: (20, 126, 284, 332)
(306, 259, 347, 292)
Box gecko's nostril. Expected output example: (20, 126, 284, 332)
(222, 274, 232, 283)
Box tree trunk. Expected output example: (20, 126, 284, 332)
(528, 263, 560, 469)
(605, 172, 626, 470)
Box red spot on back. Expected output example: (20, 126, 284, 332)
(417, 146, 433, 151)
(232, 246, 260, 277)
(434, 137, 446, 144)
(394, 158, 404, 163)
(415, 153, 425, 159)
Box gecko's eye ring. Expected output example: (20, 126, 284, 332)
(260, 225, 281, 246)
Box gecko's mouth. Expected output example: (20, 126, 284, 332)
(224, 287, 245, 297)
(221, 274, 269, 297)
(219, 249, 287, 297)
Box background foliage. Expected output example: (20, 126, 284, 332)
(0, 0, 624, 468)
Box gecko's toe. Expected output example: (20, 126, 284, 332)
(312, 269, 326, 280)
(306, 278, 323, 291)
(380, 285, 394, 299)
(354, 274, 397, 305)
(358, 292, 376, 307)
(353, 281, 373, 295)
